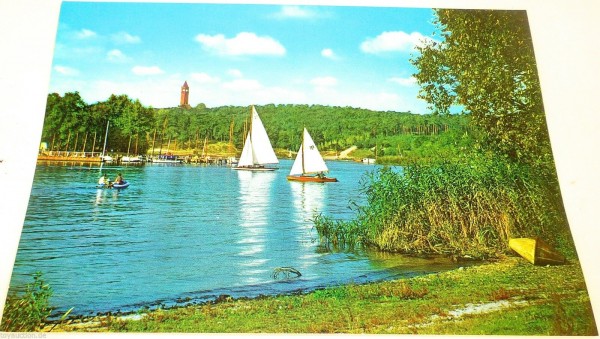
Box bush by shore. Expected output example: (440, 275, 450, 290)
(314, 156, 573, 259)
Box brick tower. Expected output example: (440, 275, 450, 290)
(179, 81, 191, 109)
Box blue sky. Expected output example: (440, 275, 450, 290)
(49, 3, 437, 112)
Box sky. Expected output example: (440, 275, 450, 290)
(48, 3, 438, 112)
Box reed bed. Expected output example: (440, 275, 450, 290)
(314, 157, 572, 259)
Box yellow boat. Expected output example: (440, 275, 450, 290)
(508, 238, 566, 265)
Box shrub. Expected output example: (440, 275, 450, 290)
(314, 155, 572, 259)
(1, 272, 53, 332)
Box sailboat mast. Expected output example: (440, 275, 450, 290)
(249, 105, 253, 142)
(99, 120, 110, 173)
(301, 128, 305, 174)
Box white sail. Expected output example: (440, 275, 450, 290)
(237, 131, 254, 167)
(249, 106, 278, 165)
(237, 106, 279, 167)
(289, 144, 303, 175)
(289, 128, 329, 176)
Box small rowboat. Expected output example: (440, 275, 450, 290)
(508, 237, 565, 265)
(112, 181, 130, 189)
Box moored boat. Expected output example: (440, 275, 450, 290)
(287, 128, 337, 183)
(121, 155, 144, 163)
(150, 154, 183, 164)
(508, 237, 566, 265)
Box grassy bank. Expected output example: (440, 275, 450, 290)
(45, 256, 596, 334)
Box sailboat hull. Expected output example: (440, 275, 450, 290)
(509, 237, 566, 265)
(287, 175, 337, 183)
(233, 166, 276, 171)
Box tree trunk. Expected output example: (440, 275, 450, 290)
(81, 133, 88, 156)
(91, 132, 97, 157)
(73, 132, 79, 155)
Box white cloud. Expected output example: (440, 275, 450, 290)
(227, 69, 243, 78)
(274, 5, 318, 19)
(222, 79, 263, 92)
(107, 49, 129, 63)
(321, 48, 338, 60)
(54, 65, 80, 76)
(389, 76, 417, 87)
(131, 65, 164, 75)
(191, 72, 220, 84)
(195, 32, 285, 56)
(112, 31, 141, 44)
(360, 31, 434, 54)
(75, 29, 97, 39)
(310, 76, 338, 87)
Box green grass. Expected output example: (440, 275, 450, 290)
(48, 257, 596, 335)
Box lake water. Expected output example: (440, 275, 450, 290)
(9, 160, 462, 317)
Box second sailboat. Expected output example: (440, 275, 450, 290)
(287, 128, 337, 182)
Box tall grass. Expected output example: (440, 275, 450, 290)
(314, 156, 572, 258)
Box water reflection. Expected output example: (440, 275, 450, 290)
(95, 188, 105, 205)
(236, 170, 276, 284)
(289, 182, 326, 271)
(290, 181, 325, 224)
(93, 187, 121, 207)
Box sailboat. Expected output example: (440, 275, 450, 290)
(233, 105, 279, 171)
(97, 120, 111, 187)
(287, 128, 337, 183)
(96, 120, 130, 189)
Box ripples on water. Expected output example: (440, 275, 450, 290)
(10, 160, 462, 316)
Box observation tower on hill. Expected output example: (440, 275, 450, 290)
(179, 81, 191, 109)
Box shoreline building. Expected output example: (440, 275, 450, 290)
(179, 81, 191, 109)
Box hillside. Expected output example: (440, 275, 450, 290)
(41, 93, 476, 165)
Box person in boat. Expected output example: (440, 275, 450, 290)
(114, 172, 124, 185)
(317, 172, 325, 179)
(98, 173, 109, 187)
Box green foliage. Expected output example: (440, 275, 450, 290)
(313, 9, 572, 259)
(1, 272, 53, 332)
(149, 104, 472, 155)
(412, 9, 552, 165)
(315, 156, 572, 258)
(42, 93, 156, 155)
(40, 94, 475, 162)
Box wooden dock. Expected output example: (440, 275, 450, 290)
(37, 154, 102, 162)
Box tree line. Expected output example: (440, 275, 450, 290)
(42, 93, 155, 156)
(41, 94, 474, 162)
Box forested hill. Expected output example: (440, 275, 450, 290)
(42, 92, 475, 163)
(155, 104, 475, 162)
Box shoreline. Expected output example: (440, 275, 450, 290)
(42, 253, 473, 325)
(43, 256, 597, 334)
